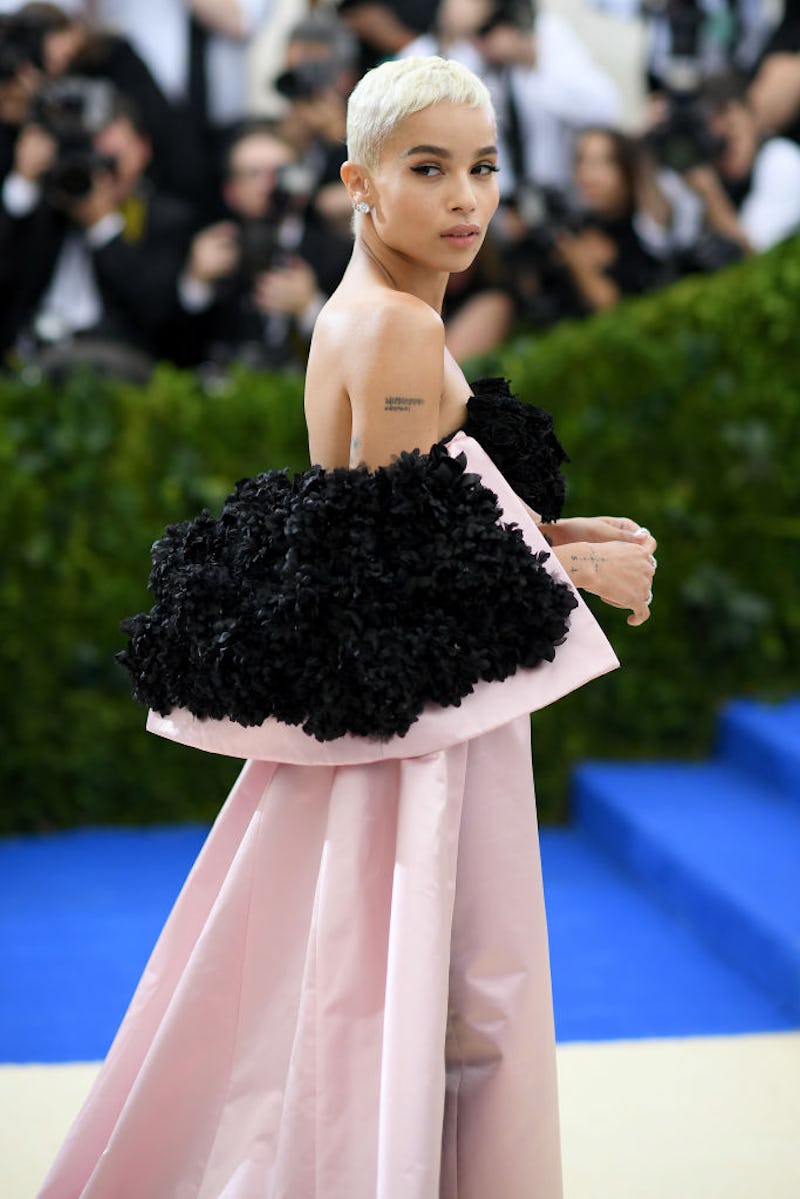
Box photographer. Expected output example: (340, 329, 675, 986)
(652, 69, 800, 255)
(556, 127, 667, 313)
(0, 3, 207, 203)
(172, 122, 351, 370)
(0, 81, 194, 373)
(275, 12, 360, 237)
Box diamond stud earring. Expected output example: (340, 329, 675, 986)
(353, 201, 371, 214)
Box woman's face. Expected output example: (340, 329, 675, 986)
(367, 101, 500, 274)
(573, 131, 629, 216)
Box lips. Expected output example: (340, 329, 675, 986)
(441, 224, 481, 240)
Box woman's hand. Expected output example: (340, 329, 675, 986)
(554, 539, 656, 627)
(548, 516, 656, 555)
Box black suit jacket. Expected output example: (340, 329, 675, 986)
(165, 214, 352, 368)
(0, 180, 194, 358)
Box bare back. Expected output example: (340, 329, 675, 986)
(305, 273, 473, 471)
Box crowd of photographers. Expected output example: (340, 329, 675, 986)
(1, 0, 800, 376)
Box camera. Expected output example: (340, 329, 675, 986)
(646, 97, 726, 173)
(31, 77, 118, 207)
(236, 161, 316, 282)
(0, 12, 45, 83)
(643, 0, 727, 172)
(514, 183, 588, 260)
(492, 185, 592, 326)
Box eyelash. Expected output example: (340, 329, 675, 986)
(410, 163, 500, 177)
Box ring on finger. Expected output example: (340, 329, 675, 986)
(649, 555, 657, 569)
(646, 589, 653, 605)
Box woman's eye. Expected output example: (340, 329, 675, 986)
(473, 163, 500, 176)
(410, 164, 442, 177)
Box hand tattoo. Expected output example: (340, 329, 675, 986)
(567, 548, 606, 578)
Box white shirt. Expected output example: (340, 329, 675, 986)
(739, 138, 800, 252)
(95, 0, 271, 126)
(2, 173, 122, 340)
(401, 17, 620, 195)
(635, 168, 704, 257)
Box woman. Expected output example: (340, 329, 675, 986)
(40, 57, 656, 1199)
(557, 126, 667, 314)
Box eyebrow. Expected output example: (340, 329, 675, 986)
(402, 144, 498, 159)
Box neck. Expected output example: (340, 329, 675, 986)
(350, 222, 449, 311)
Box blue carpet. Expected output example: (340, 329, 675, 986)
(0, 827, 206, 1062)
(574, 761, 800, 1017)
(1, 820, 795, 1063)
(540, 829, 795, 1042)
(718, 697, 800, 802)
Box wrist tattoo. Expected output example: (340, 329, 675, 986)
(385, 396, 424, 413)
(568, 548, 606, 577)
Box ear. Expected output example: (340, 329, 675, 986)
(340, 160, 374, 207)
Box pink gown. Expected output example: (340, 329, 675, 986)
(39, 433, 618, 1199)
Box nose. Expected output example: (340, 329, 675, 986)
(448, 170, 478, 213)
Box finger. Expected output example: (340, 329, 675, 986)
(616, 527, 645, 543)
(627, 605, 651, 627)
(603, 516, 640, 533)
(633, 526, 657, 553)
(590, 522, 635, 543)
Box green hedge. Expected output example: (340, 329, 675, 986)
(2, 240, 798, 833)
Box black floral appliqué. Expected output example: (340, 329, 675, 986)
(463, 377, 569, 522)
(118, 445, 577, 741)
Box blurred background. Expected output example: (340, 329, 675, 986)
(0, 0, 797, 831)
(0, 4, 798, 1195)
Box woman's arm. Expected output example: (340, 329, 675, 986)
(346, 296, 445, 470)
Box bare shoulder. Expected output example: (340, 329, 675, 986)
(366, 289, 444, 337)
(317, 290, 443, 367)
(346, 292, 444, 390)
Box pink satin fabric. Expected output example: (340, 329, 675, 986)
(39, 434, 618, 1198)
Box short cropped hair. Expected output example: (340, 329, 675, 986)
(346, 56, 495, 171)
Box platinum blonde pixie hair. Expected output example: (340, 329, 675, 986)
(346, 56, 495, 171)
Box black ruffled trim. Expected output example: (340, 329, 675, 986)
(118, 445, 577, 742)
(463, 378, 568, 522)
